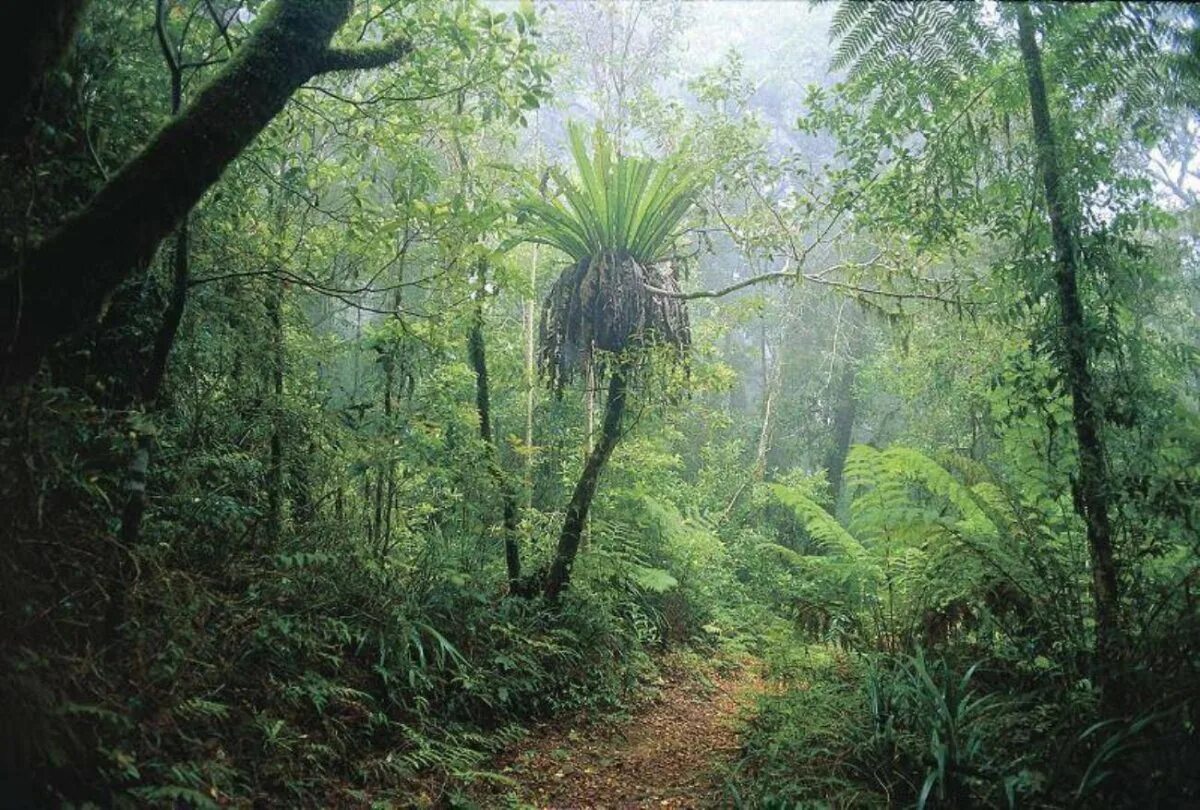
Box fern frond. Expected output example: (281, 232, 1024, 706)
(770, 483, 873, 564)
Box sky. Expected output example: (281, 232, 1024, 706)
(679, 1, 834, 83)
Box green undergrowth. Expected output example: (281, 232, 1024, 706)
(728, 640, 1199, 809)
(7, 490, 769, 808)
(13, 536, 668, 807)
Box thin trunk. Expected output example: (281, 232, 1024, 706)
(544, 359, 630, 601)
(451, 85, 521, 585)
(292, 442, 315, 527)
(760, 316, 769, 399)
(719, 336, 779, 525)
(117, 16, 190, 552)
(381, 226, 408, 551)
(377, 352, 395, 555)
(468, 272, 522, 587)
(1017, 5, 1122, 706)
(725, 330, 746, 412)
(0, 0, 411, 384)
(585, 353, 596, 454)
(362, 472, 372, 539)
(582, 356, 596, 550)
(265, 274, 284, 548)
(752, 320, 772, 471)
(525, 114, 542, 512)
(824, 363, 857, 506)
(118, 221, 189, 548)
(142, 222, 190, 402)
(525, 245, 537, 510)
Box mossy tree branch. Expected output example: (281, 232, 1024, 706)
(0, 0, 413, 386)
(319, 38, 413, 73)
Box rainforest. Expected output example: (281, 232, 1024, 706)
(1, 1, 1199, 808)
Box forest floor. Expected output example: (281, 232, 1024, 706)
(474, 655, 765, 809)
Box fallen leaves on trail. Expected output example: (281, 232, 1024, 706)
(479, 657, 764, 809)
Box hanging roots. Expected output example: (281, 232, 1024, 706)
(539, 252, 690, 391)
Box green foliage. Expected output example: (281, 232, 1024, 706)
(734, 647, 1022, 809)
(517, 122, 703, 264)
(2, 1, 1199, 807)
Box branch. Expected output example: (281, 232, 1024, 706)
(202, 0, 238, 53)
(154, 0, 181, 77)
(646, 269, 797, 300)
(646, 255, 875, 300)
(302, 50, 521, 106)
(317, 38, 412, 74)
(645, 254, 978, 307)
(802, 275, 978, 306)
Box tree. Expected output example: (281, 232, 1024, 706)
(0, 0, 412, 386)
(520, 123, 700, 599)
(119, 0, 239, 550)
(1014, 2, 1122, 706)
(821, 0, 1196, 712)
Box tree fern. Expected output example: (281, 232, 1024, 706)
(772, 445, 1049, 637)
(828, 1, 994, 94)
(770, 482, 872, 562)
(827, 0, 1187, 117)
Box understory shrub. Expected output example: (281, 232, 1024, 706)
(7, 521, 655, 807)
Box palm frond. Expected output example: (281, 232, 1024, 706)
(517, 122, 702, 264)
(522, 123, 700, 389)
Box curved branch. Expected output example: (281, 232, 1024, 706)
(318, 38, 412, 74)
(644, 254, 977, 307)
(646, 269, 797, 300)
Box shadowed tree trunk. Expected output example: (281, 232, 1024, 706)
(468, 266, 522, 589)
(824, 362, 857, 507)
(118, 1, 198, 550)
(1016, 4, 1123, 710)
(543, 358, 631, 601)
(0, 0, 411, 386)
(1, 0, 88, 142)
(265, 273, 285, 549)
(118, 224, 190, 548)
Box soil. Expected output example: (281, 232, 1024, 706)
(476, 657, 764, 809)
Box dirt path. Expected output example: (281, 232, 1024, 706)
(479, 658, 763, 809)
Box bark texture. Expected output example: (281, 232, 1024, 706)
(0, 0, 411, 385)
(469, 292, 523, 588)
(265, 275, 285, 549)
(543, 360, 630, 601)
(1016, 5, 1123, 706)
(824, 363, 857, 506)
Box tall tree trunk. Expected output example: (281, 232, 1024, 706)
(524, 122, 544, 510)
(543, 359, 630, 601)
(380, 225, 410, 555)
(753, 328, 777, 480)
(1016, 5, 1123, 708)
(824, 363, 857, 506)
(375, 348, 395, 555)
(582, 355, 596, 550)
(0, 0, 411, 385)
(468, 270, 522, 588)
(525, 244, 538, 510)
(1, 0, 88, 142)
(109, 16, 199, 654)
(265, 274, 285, 549)
(118, 11, 192, 550)
(118, 221, 189, 549)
